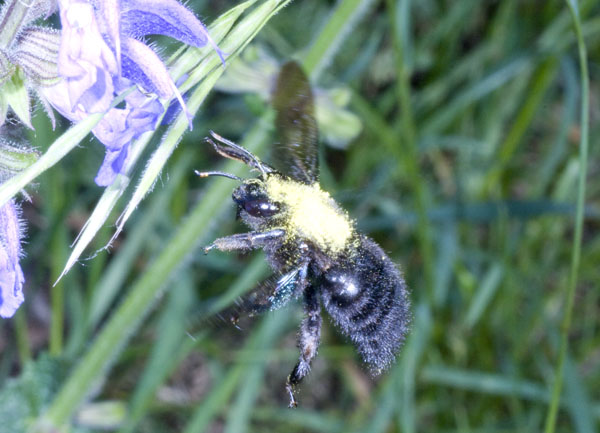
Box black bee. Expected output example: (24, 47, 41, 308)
(197, 62, 410, 407)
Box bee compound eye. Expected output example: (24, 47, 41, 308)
(243, 199, 279, 218)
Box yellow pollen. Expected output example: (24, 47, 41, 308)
(266, 176, 354, 254)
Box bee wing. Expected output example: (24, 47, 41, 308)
(224, 266, 307, 325)
(245, 267, 302, 314)
(272, 61, 319, 184)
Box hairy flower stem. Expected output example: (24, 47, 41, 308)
(544, 2, 590, 432)
(0, 0, 30, 48)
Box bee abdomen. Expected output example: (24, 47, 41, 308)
(321, 236, 411, 370)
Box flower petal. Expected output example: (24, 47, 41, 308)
(56, 0, 118, 113)
(121, 39, 191, 124)
(120, 0, 225, 63)
(39, 77, 88, 124)
(93, 106, 135, 151)
(123, 89, 163, 133)
(121, 37, 173, 98)
(0, 252, 25, 318)
(91, 88, 162, 150)
(120, 0, 205, 45)
(92, 88, 163, 185)
(97, 0, 122, 73)
(94, 144, 129, 186)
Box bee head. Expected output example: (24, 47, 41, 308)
(233, 177, 282, 225)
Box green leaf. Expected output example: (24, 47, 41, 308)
(0, 355, 69, 433)
(2, 69, 32, 128)
(315, 89, 363, 149)
(464, 263, 504, 328)
(57, 173, 131, 282)
(118, 278, 195, 433)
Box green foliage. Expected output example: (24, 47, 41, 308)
(0, 0, 599, 432)
(0, 355, 69, 433)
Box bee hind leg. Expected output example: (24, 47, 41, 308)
(286, 286, 321, 408)
(204, 229, 285, 253)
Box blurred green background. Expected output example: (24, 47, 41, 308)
(1, 0, 599, 432)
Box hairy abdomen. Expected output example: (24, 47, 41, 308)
(320, 236, 411, 370)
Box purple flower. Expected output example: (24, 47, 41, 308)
(55, 0, 119, 114)
(93, 84, 164, 186)
(0, 200, 25, 318)
(41, 0, 223, 185)
(44, 77, 164, 185)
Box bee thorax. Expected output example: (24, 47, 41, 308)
(265, 176, 354, 254)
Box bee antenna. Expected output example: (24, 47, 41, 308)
(195, 170, 242, 181)
(208, 130, 269, 178)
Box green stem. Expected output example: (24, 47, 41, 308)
(385, 0, 434, 298)
(14, 306, 31, 364)
(544, 3, 589, 433)
(48, 165, 68, 356)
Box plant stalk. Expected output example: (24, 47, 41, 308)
(544, 2, 590, 432)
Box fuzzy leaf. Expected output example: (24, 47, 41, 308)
(0, 354, 69, 432)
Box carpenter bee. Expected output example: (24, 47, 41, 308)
(197, 62, 410, 407)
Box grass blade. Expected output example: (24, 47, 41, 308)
(544, 1, 590, 431)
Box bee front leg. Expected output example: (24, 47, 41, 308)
(286, 285, 321, 408)
(204, 229, 285, 253)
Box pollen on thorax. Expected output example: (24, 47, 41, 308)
(266, 176, 354, 254)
